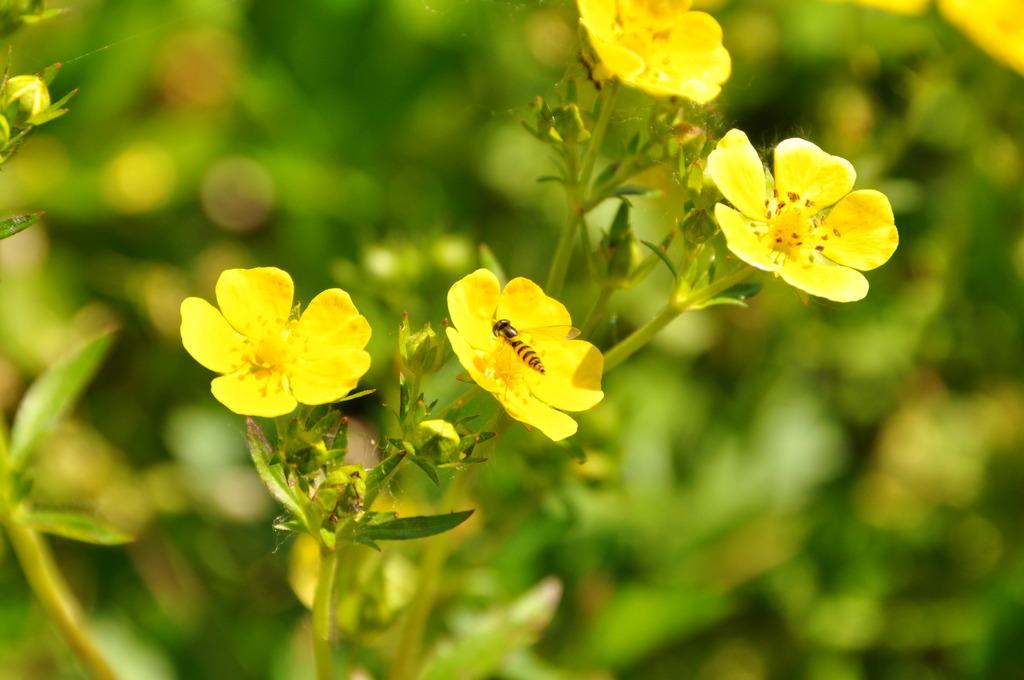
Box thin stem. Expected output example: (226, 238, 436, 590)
(312, 543, 337, 680)
(578, 80, 620, 195)
(603, 265, 756, 371)
(386, 466, 475, 680)
(581, 285, 615, 340)
(547, 81, 620, 298)
(545, 146, 581, 299)
(3, 519, 119, 680)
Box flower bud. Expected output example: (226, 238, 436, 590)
(596, 202, 645, 289)
(316, 465, 366, 516)
(4, 75, 50, 126)
(399, 315, 447, 376)
(681, 208, 718, 245)
(409, 419, 463, 465)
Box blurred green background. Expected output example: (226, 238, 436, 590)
(2, 0, 1023, 678)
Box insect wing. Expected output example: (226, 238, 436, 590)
(517, 325, 580, 343)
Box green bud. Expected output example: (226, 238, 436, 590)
(596, 202, 645, 290)
(317, 464, 367, 516)
(399, 314, 447, 376)
(409, 419, 463, 465)
(4, 74, 50, 126)
(553, 103, 590, 144)
(681, 208, 718, 246)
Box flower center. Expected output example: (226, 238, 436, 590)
(242, 322, 296, 379)
(762, 189, 841, 263)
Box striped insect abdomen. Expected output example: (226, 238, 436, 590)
(492, 319, 545, 374)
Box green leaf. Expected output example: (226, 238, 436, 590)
(556, 438, 587, 464)
(245, 417, 307, 524)
(640, 240, 678, 280)
(9, 331, 114, 469)
(408, 454, 440, 486)
(336, 388, 374, 403)
(418, 578, 563, 680)
(356, 509, 473, 542)
(362, 452, 406, 509)
(17, 509, 132, 545)
(697, 281, 763, 309)
(0, 211, 41, 240)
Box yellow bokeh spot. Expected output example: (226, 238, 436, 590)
(102, 142, 177, 214)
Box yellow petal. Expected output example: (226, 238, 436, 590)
(525, 340, 604, 412)
(589, 37, 647, 79)
(446, 327, 503, 394)
(180, 297, 247, 373)
(448, 269, 500, 350)
(216, 267, 294, 339)
(495, 277, 572, 331)
(288, 351, 371, 405)
(707, 129, 769, 220)
(576, 0, 618, 41)
(715, 204, 782, 271)
(289, 288, 371, 359)
(773, 138, 855, 210)
(211, 371, 296, 417)
(820, 190, 898, 271)
(498, 388, 579, 441)
(779, 260, 869, 302)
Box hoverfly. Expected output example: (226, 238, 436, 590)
(492, 319, 580, 376)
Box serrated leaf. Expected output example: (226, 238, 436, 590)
(17, 509, 132, 545)
(0, 212, 41, 240)
(418, 578, 563, 680)
(356, 510, 473, 542)
(9, 331, 114, 469)
(245, 417, 307, 524)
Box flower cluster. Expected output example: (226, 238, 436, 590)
(182, 267, 604, 442)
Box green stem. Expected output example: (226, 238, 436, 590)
(387, 466, 475, 680)
(312, 543, 337, 680)
(546, 146, 581, 299)
(546, 81, 620, 298)
(603, 265, 756, 371)
(578, 80, 620, 194)
(581, 285, 615, 340)
(3, 519, 119, 680)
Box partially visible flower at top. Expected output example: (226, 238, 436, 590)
(938, 0, 1024, 77)
(181, 267, 371, 417)
(819, 0, 929, 14)
(706, 129, 898, 302)
(577, 0, 731, 104)
(446, 269, 603, 441)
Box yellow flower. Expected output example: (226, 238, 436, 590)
(706, 129, 898, 302)
(939, 0, 1024, 77)
(445, 269, 603, 441)
(577, 0, 731, 104)
(181, 267, 371, 416)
